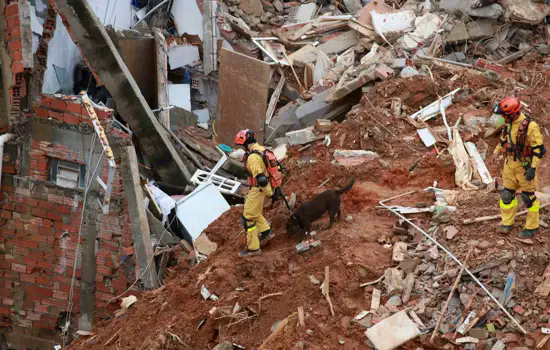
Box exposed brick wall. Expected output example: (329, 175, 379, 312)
(48, 0, 103, 87)
(3, 1, 27, 121)
(0, 95, 136, 340)
(28, 4, 57, 105)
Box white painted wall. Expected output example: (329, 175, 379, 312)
(42, 15, 81, 94)
(171, 0, 203, 39)
(42, 0, 137, 94)
(88, 0, 137, 30)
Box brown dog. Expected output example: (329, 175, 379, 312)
(286, 178, 354, 239)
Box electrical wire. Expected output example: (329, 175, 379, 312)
(104, 203, 180, 314)
(62, 143, 105, 348)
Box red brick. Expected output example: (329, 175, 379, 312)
(38, 201, 55, 210)
(20, 274, 35, 283)
(11, 49, 23, 62)
(57, 206, 71, 215)
(36, 260, 53, 271)
(31, 207, 48, 219)
(26, 312, 41, 321)
(26, 285, 52, 299)
(0, 306, 10, 315)
(22, 256, 37, 267)
(42, 97, 66, 111)
(46, 110, 62, 121)
(34, 108, 49, 119)
(34, 303, 49, 314)
(6, 16, 20, 30)
(11, 62, 24, 74)
(14, 204, 30, 214)
(63, 113, 81, 125)
(52, 290, 67, 300)
(11, 263, 26, 273)
(8, 40, 22, 52)
(5, 4, 19, 17)
(38, 227, 54, 236)
(65, 102, 83, 114)
(47, 211, 62, 221)
(33, 322, 51, 329)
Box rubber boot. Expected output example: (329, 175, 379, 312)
(520, 228, 537, 238)
(239, 249, 262, 257)
(498, 225, 512, 234)
(260, 229, 274, 243)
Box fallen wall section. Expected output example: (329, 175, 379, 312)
(51, 0, 191, 186)
(215, 49, 271, 145)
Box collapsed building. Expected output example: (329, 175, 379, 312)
(1, 0, 550, 349)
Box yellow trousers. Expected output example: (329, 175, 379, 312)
(243, 187, 270, 250)
(500, 160, 539, 230)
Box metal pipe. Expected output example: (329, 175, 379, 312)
(0, 133, 14, 191)
(132, 0, 170, 28)
(416, 54, 474, 68)
(379, 192, 527, 335)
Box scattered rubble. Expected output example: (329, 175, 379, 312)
(14, 0, 549, 348)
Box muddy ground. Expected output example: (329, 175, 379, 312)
(69, 53, 550, 350)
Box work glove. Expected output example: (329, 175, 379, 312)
(271, 187, 282, 202)
(525, 167, 536, 181)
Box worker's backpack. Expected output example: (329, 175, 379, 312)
(244, 149, 283, 188)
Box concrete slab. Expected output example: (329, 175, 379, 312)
(292, 3, 317, 23)
(270, 101, 299, 129)
(290, 31, 359, 65)
(365, 311, 420, 350)
(295, 89, 333, 127)
(469, 4, 503, 19)
(502, 0, 550, 24)
(371, 10, 415, 39)
(286, 127, 324, 145)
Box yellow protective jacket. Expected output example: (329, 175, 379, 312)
(245, 143, 273, 197)
(493, 113, 544, 169)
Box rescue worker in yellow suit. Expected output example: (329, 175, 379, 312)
(235, 129, 280, 257)
(491, 97, 546, 237)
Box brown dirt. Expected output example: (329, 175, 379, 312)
(69, 52, 550, 350)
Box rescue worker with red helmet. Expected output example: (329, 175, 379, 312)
(491, 97, 546, 237)
(235, 129, 280, 257)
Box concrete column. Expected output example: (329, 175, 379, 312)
(78, 191, 100, 331)
(121, 145, 158, 289)
(153, 29, 170, 129)
(202, 0, 217, 76)
(52, 0, 191, 187)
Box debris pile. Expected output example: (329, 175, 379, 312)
(37, 0, 550, 349)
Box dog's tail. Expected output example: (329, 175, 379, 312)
(335, 178, 355, 195)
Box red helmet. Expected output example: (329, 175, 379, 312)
(496, 97, 522, 115)
(235, 129, 255, 146)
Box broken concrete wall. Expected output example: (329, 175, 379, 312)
(41, 14, 81, 94)
(2, 0, 34, 125)
(0, 95, 136, 347)
(215, 49, 271, 145)
(52, 0, 191, 186)
(41, 0, 136, 95)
